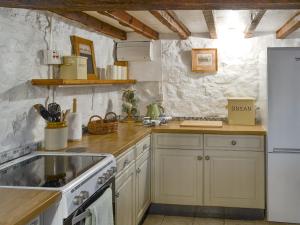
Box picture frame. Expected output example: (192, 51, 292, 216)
(192, 48, 218, 73)
(71, 35, 97, 80)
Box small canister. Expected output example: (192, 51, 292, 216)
(44, 122, 68, 151)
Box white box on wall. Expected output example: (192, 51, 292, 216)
(116, 41, 153, 61)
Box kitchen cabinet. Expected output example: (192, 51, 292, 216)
(135, 150, 151, 224)
(153, 133, 265, 209)
(115, 162, 136, 225)
(203, 150, 264, 208)
(115, 135, 151, 225)
(153, 148, 203, 205)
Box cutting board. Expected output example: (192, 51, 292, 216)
(180, 120, 223, 128)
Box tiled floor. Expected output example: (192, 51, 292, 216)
(142, 215, 299, 225)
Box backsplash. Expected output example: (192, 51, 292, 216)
(0, 8, 127, 153)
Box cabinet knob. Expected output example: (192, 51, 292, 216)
(231, 140, 237, 146)
(136, 168, 141, 174)
(205, 155, 210, 160)
(197, 156, 203, 161)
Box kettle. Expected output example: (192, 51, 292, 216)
(146, 103, 164, 120)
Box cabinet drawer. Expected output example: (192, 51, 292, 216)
(154, 133, 203, 150)
(136, 135, 151, 158)
(204, 134, 264, 151)
(117, 146, 136, 175)
(116, 162, 135, 190)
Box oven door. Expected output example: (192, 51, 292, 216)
(63, 177, 115, 225)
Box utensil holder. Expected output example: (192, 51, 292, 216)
(45, 122, 68, 151)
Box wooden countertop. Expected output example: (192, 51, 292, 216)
(0, 121, 265, 225)
(152, 121, 266, 135)
(0, 189, 61, 225)
(67, 122, 152, 156)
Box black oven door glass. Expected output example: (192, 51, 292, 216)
(0, 155, 105, 187)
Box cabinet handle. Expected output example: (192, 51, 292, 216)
(136, 168, 141, 174)
(123, 159, 129, 167)
(115, 192, 120, 199)
(197, 156, 203, 161)
(143, 144, 148, 150)
(231, 140, 237, 146)
(205, 155, 210, 160)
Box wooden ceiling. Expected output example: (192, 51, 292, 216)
(0, 0, 300, 10)
(1, 1, 300, 40)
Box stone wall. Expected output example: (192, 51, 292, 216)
(0, 8, 129, 152)
(160, 35, 300, 120)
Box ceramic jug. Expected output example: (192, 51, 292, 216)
(146, 103, 164, 119)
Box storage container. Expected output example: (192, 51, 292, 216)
(227, 97, 256, 125)
(44, 122, 68, 151)
(60, 56, 87, 79)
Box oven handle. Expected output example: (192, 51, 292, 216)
(72, 210, 91, 225)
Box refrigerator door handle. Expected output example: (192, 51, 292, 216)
(273, 148, 300, 153)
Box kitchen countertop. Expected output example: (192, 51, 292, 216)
(0, 189, 61, 225)
(67, 122, 152, 157)
(0, 121, 266, 225)
(152, 121, 266, 135)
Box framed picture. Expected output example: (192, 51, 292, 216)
(71, 35, 97, 79)
(192, 48, 218, 73)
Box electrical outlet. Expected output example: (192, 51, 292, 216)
(43, 49, 62, 65)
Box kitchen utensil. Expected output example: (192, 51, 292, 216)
(48, 102, 61, 122)
(146, 103, 164, 120)
(180, 120, 223, 128)
(62, 109, 71, 122)
(34, 104, 53, 122)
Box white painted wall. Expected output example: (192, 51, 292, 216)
(159, 35, 300, 120)
(0, 8, 130, 152)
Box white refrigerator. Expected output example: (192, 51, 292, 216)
(267, 47, 300, 223)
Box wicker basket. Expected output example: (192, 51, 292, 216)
(87, 112, 118, 135)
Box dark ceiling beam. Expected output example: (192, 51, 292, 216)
(150, 10, 191, 39)
(202, 10, 217, 39)
(53, 11, 127, 40)
(1, 1, 300, 11)
(100, 11, 159, 40)
(276, 12, 300, 39)
(244, 10, 266, 38)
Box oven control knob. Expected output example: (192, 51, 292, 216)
(79, 191, 89, 199)
(73, 196, 83, 205)
(98, 176, 106, 185)
(104, 172, 110, 179)
(107, 169, 114, 176)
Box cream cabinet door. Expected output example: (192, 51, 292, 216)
(154, 149, 203, 205)
(204, 150, 265, 209)
(136, 151, 151, 224)
(115, 163, 136, 225)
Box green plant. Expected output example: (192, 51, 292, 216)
(122, 89, 139, 117)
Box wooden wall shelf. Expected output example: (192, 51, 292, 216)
(31, 79, 137, 86)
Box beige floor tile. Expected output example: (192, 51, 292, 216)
(194, 217, 224, 225)
(143, 215, 165, 225)
(225, 219, 265, 225)
(162, 216, 194, 225)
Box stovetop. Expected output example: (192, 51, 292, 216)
(0, 154, 105, 188)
